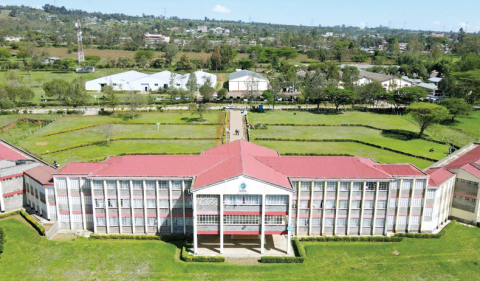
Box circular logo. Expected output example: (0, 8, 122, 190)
(240, 183, 246, 190)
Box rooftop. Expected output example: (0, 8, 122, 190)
(424, 167, 455, 186)
(0, 141, 29, 161)
(229, 70, 267, 81)
(359, 71, 393, 82)
(25, 165, 56, 185)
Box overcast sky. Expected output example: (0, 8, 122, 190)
(2, 0, 480, 32)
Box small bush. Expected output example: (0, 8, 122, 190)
(181, 241, 225, 262)
(301, 235, 403, 243)
(0, 227, 4, 255)
(19, 210, 45, 236)
(261, 238, 305, 263)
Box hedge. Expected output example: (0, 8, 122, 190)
(300, 236, 403, 243)
(0, 210, 20, 220)
(19, 210, 45, 236)
(89, 234, 192, 242)
(0, 226, 4, 256)
(283, 153, 353, 156)
(254, 138, 439, 162)
(181, 241, 225, 262)
(261, 238, 305, 263)
(394, 220, 455, 239)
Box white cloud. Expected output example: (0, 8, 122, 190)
(432, 21, 441, 25)
(359, 22, 366, 29)
(212, 4, 231, 14)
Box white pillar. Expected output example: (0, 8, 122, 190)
(334, 181, 340, 235)
(321, 181, 326, 236)
(0, 181, 5, 212)
(193, 193, 198, 255)
(296, 181, 301, 236)
(384, 180, 393, 236)
(156, 180, 160, 233)
(104, 180, 109, 234)
(346, 181, 353, 236)
(143, 180, 147, 234)
(420, 180, 428, 233)
(54, 178, 61, 226)
(308, 181, 314, 236)
(261, 194, 265, 254)
(66, 177, 74, 230)
(37, 180, 42, 216)
(182, 181, 186, 235)
(407, 179, 416, 233)
(169, 180, 173, 234)
(372, 181, 380, 235)
(394, 179, 403, 233)
(80, 178, 86, 230)
(45, 187, 50, 220)
(117, 180, 122, 234)
(130, 180, 135, 234)
(287, 193, 292, 254)
(219, 194, 224, 254)
(359, 181, 366, 235)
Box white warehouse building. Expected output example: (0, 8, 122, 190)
(229, 70, 269, 92)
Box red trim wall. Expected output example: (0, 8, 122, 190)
(0, 173, 23, 181)
(3, 189, 25, 198)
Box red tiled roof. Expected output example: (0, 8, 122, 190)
(374, 164, 426, 176)
(55, 162, 110, 175)
(445, 145, 480, 170)
(0, 142, 29, 161)
(424, 167, 455, 186)
(461, 164, 480, 178)
(25, 165, 56, 185)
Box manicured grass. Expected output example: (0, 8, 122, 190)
(1, 218, 479, 280)
(443, 110, 480, 139)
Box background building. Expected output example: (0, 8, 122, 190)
(229, 70, 269, 92)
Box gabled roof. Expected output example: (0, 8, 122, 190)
(0, 142, 29, 161)
(424, 167, 455, 186)
(359, 71, 393, 82)
(373, 164, 426, 176)
(444, 145, 480, 178)
(25, 165, 56, 185)
(229, 70, 266, 81)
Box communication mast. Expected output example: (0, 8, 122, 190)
(75, 20, 84, 63)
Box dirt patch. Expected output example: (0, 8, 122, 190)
(36, 142, 48, 146)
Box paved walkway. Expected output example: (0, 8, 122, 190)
(228, 110, 246, 142)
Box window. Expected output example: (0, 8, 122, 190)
(390, 180, 399, 190)
(352, 200, 361, 209)
(145, 181, 156, 190)
(415, 179, 425, 189)
(387, 215, 395, 225)
(184, 181, 192, 190)
(172, 200, 183, 208)
(312, 200, 323, 209)
(93, 180, 103, 189)
(363, 218, 372, 227)
(301, 182, 310, 191)
(95, 199, 105, 208)
(122, 217, 131, 226)
(265, 215, 285, 225)
(314, 182, 324, 191)
(424, 208, 433, 216)
(60, 214, 70, 223)
(121, 199, 130, 208)
(171, 181, 182, 190)
(401, 180, 412, 190)
(109, 217, 119, 226)
(160, 217, 170, 226)
(120, 180, 130, 189)
(72, 214, 82, 223)
(96, 217, 106, 226)
(224, 215, 259, 224)
(133, 199, 144, 208)
(291, 181, 299, 190)
(266, 195, 288, 205)
(300, 200, 309, 208)
(366, 182, 377, 191)
(340, 182, 350, 191)
(364, 200, 374, 209)
(108, 199, 117, 208)
(411, 216, 420, 225)
(337, 218, 347, 226)
(185, 199, 192, 208)
(350, 218, 360, 226)
(299, 218, 309, 226)
(379, 182, 389, 191)
(352, 182, 363, 191)
(327, 182, 337, 191)
(325, 200, 335, 209)
(398, 216, 407, 225)
(86, 215, 93, 223)
(224, 195, 261, 205)
(106, 180, 116, 189)
(389, 198, 397, 207)
(338, 200, 348, 209)
(186, 218, 193, 226)
(198, 215, 219, 224)
(147, 217, 157, 226)
(159, 181, 168, 189)
(325, 218, 334, 226)
(71, 196, 81, 205)
(84, 196, 92, 205)
(377, 200, 387, 209)
(159, 199, 169, 208)
(426, 189, 435, 198)
(376, 218, 385, 227)
(133, 180, 143, 190)
(154, 83, 158, 86)
(412, 198, 422, 207)
(400, 198, 410, 207)
(135, 217, 145, 226)
(312, 218, 321, 226)
(147, 199, 156, 208)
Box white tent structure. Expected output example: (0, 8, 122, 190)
(85, 70, 149, 91)
(86, 70, 218, 93)
(229, 70, 268, 92)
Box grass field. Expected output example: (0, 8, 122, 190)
(0, 217, 479, 280)
(248, 111, 479, 169)
(443, 110, 480, 139)
(0, 112, 224, 164)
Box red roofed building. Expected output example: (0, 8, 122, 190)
(50, 140, 451, 255)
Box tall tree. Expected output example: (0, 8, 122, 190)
(219, 44, 236, 70)
(342, 66, 360, 90)
(42, 79, 69, 100)
(325, 86, 357, 110)
(97, 124, 115, 147)
(176, 53, 194, 71)
(210, 45, 222, 70)
(66, 77, 89, 106)
(387, 87, 429, 109)
(164, 43, 179, 65)
(125, 91, 146, 119)
(440, 98, 473, 122)
(186, 72, 198, 94)
(407, 103, 449, 137)
(356, 81, 386, 107)
(199, 85, 215, 102)
(188, 103, 209, 122)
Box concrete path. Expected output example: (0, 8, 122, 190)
(228, 110, 246, 142)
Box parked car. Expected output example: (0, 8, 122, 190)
(225, 104, 234, 109)
(175, 96, 181, 100)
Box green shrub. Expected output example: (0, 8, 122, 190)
(299, 235, 402, 243)
(0, 227, 4, 255)
(0, 210, 20, 220)
(19, 210, 45, 236)
(261, 238, 305, 263)
(180, 241, 225, 262)
(89, 234, 192, 242)
(393, 220, 456, 239)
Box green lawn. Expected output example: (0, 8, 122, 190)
(443, 110, 480, 139)
(0, 218, 479, 280)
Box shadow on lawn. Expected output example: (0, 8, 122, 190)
(181, 117, 203, 123)
(112, 114, 142, 122)
(381, 129, 430, 141)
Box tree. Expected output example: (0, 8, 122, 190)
(387, 87, 429, 108)
(267, 75, 283, 111)
(243, 74, 259, 105)
(4, 85, 34, 103)
(125, 91, 146, 119)
(164, 43, 179, 65)
(356, 81, 386, 107)
(342, 66, 360, 90)
(210, 45, 222, 70)
(176, 53, 194, 71)
(199, 85, 215, 102)
(103, 85, 120, 115)
(318, 48, 328, 62)
(188, 103, 209, 122)
(0, 48, 11, 59)
(42, 79, 69, 100)
(325, 86, 357, 110)
(239, 59, 254, 70)
(407, 103, 450, 137)
(186, 72, 198, 94)
(134, 50, 154, 66)
(34, 76, 46, 88)
(451, 70, 480, 105)
(440, 98, 473, 122)
(220, 44, 236, 70)
(217, 88, 227, 100)
(277, 47, 298, 60)
(66, 78, 90, 106)
(97, 124, 115, 147)
(302, 71, 328, 110)
(4, 70, 22, 84)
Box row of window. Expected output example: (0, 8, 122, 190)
(95, 217, 192, 226)
(294, 180, 426, 191)
(457, 179, 479, 186)
(94, 198, 192, 208)
(453, 195, 477, 203)
(197, 215, 286, 225)
(56, 178, 192, 191)
(296, 215, 422, 227)
(294, 200, 388, 209)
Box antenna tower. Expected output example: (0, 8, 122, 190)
(75, 20, 84, 63)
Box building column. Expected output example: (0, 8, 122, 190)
(156, 180, 160, 233)
(91, 181, 97, 233)
(321, 181, 326, 236)
(359, 181, 366, 235)
(219, 194, 224, 254)
(104, 180, 109, 234)
(287, 193, 292, 254)
(45, 187, 50, 220)
(0, 182, 5, 212)
(346, 181, 353, 236)
(37, 180, 42, 216)
(169, 180, 173, 234)
(394, 179, 403, 233)
(308, 181, 314, 236)
(117, 180, 122, 234)
(80, 178, 86, 230)
(66, 178, 74, 230)
(295, 181, 301, 236)
(130, 180, 135, 234)
(438, 183, 447, 227)
(384, 181, 393, 236)
(334, 181, 340, 235)
(407, 179, 416, 233)
(182, 181, 186, 235)
(372, 181, 380, 235)
(420, 181, 428, 233)
(261, 194, 265, 254)
(193, 193, 198, 255)
(54, 178, 61, 228)
(143, 180, 147, 234)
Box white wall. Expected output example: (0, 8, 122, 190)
(229, 77, 269, 92)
